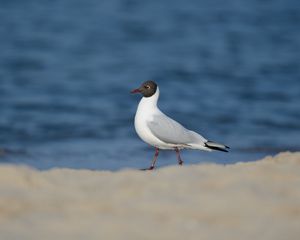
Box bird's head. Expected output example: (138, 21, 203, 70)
(131, 80, 157, 97)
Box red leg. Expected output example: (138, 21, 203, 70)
(175, 148, 183, 165)
(141, 147, 159, 170)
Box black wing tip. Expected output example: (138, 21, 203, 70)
(205, 141, 230, 152)
(208, 146, 229, 152)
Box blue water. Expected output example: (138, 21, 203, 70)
(0, 0, 299, 170)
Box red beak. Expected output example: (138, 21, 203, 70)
(131, 88, 141, 94)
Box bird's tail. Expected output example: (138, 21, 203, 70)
(204, 141, 230, 152)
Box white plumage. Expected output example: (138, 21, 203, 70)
(132, 81, 229, 170)
(134, 87, 210, 151)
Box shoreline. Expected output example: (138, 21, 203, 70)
(0, 152, 300, 240)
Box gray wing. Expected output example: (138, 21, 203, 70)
(147, 114, 206, 145)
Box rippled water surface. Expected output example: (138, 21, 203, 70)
(0, 0, 299, 170)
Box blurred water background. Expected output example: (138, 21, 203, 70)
(0, 0, 299, 170)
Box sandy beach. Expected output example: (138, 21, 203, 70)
(0, 152, 299, 240)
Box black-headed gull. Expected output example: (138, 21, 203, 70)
(131, 80, 229, 170)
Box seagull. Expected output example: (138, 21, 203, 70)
(131, 80, 229, 170)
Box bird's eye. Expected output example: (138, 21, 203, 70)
(144, 85, 150, 89)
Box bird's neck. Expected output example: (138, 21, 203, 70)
(138, 87, 160, 111)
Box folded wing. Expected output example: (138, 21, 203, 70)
(147, 114, 207, 146)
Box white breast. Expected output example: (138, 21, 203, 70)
(134, 88, 171, 149)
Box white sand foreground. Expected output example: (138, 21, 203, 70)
(0, 152, 300, 240)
